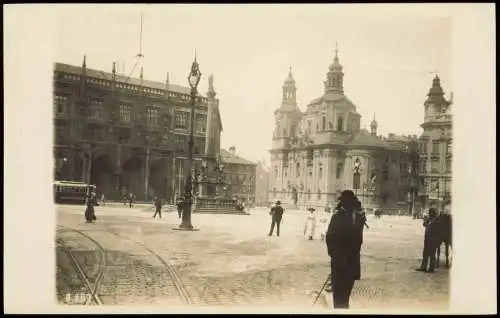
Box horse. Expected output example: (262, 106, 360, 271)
(435, 213, 452, 268)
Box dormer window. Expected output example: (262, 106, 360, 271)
(337, 116, 344, 131)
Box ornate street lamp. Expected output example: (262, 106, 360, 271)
(175, 54, 202, 231)
(353, 157, 361, 196)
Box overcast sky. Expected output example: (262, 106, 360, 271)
(55, 4, 452, 164)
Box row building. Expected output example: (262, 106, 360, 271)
(53, 56, 224, 203)
(268, 48, 419, 213)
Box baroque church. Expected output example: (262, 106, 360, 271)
(269, 48, 406, 211)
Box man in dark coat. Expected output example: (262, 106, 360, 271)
(153, 196, 163, 219)
(416, 208, 440, 273)
(268, 201, 284, 237)
(325, 190, 365, 309)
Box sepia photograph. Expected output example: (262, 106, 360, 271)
(4, 3, 496, 315)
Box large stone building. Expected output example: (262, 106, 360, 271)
(268, 48, 413, 212)
(418, 75, 453, 210)
(53, 56, 223, 202)
(219, 147, 256, 204)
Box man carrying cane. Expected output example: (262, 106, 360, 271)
(325, 190, 366, 309)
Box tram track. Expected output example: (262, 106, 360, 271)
(56, 224, 192, 305)
(57, 226, 106, 305)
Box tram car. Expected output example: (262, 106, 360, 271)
(54, 181, 98, 205)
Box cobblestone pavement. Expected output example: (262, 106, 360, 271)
(56, 205, 449, 310)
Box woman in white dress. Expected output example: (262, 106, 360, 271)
(304, 207, 317, 240)
(319, 208, 331, 241)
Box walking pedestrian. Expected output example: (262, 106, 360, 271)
(415, 208, 440, 273)
(268, 201, 284, 237)
(325, 190, 366, 309)
(153, 196, 163, 219)
(304, 207, 317, 240)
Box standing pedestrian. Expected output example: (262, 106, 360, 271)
(100, 193, 106, 206)
(128, 193, 134, 208)
(304, 207, 317, 240)
(153, 196, 163, 219)
(319, 208, 330, 241)
(176, 196, 184, 219)
(84, 194, 95, 223)
(268, 201, 284, 237)
(416, 208, 440, 273)
(325, 190, 366, 309)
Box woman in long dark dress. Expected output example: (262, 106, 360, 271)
(325, 190, 366, 309)
(84, 195, 95, 223)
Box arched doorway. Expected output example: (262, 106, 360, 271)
(90, 154, 114, 198)
(121, 155, 143, 200)
(149, 159, 169, 201)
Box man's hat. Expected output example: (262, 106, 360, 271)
(276, 201, 281, 205)
(307, 207, 316, 212)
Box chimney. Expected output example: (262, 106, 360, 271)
(229, 146, 236, 155)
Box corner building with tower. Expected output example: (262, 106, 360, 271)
(269, 48, 413, 212)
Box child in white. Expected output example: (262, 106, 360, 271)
(303, 207, 317, 240)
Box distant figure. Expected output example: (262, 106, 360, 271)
(319, 208, 331, 241)
(123, 194, 128, 206)
(176, 196, 184, 219)
(304, 207, 317, 240)
(153, 196, 162, 219)
(100, 193, 106, 206)
(84, 194, 96, 223)
(128, 193, 134, 208)
(326, 190, 366, 309)
(416, 208, 440, 273)
(268, 201, 284, 237)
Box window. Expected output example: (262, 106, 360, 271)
(420, 142, 428, 154)
(54, 95, 68, 114)
(329, 121, 333, 129)
(307, 189, 311, 200)
(175, 111, 189, 130)
(296, 162, 300, 177)
(147, 107, 160, 126)
(420, 159, 427, 173)
(274, 167, 278, 179)
(383, 167, 389, 181)
(195, 113, 207, 134)
(318, 189, 322, 200)
(336, 162, 343, 179)
(446, 140, 452, 156)
(430, 160, 439, 173)
(432, 141, 439, 154)
(89, 98, 103, 119)
(337, 116, 344, 131)
(307, 121, 311, 135)
(446, 158, 452, 172)
(322, 116, 326, 131)
(119, 103, 132, 122)
(175, 135, 187, 153)
(319, 167, 323, 179)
